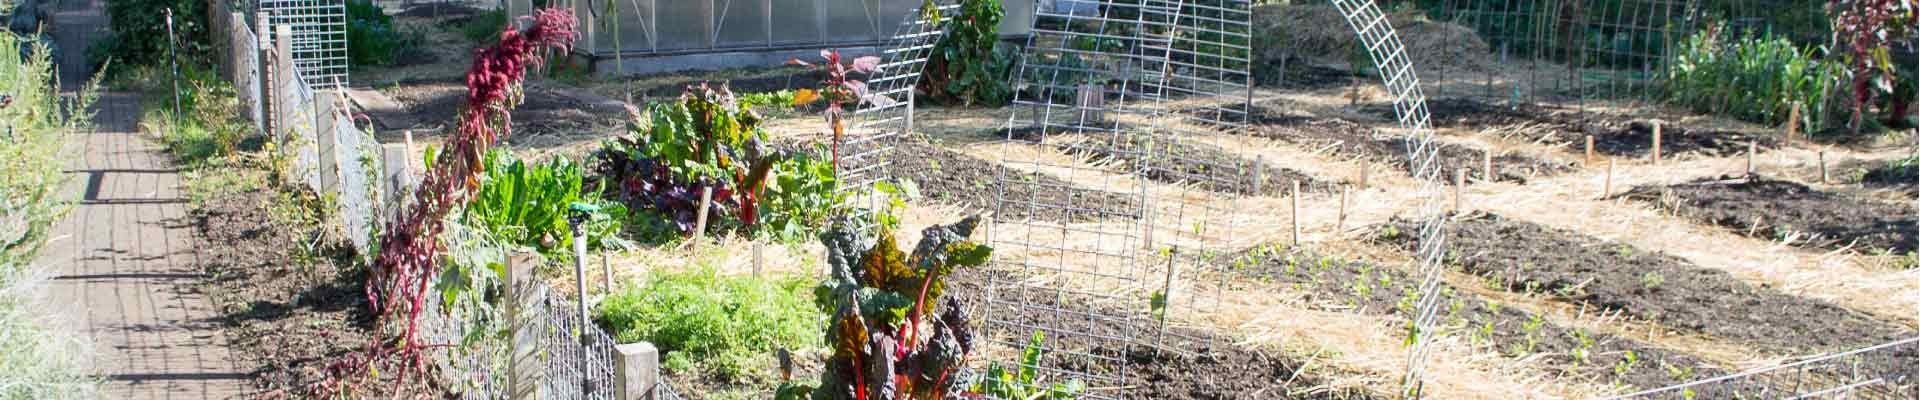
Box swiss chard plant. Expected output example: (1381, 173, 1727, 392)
(922, 0, 1016, 107)
(778, 214, 992, 400)
(968, 331, 1084, 400)
(463, 149, 625, 260)
(594, 83, 838, 242)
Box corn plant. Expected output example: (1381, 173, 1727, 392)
(1664, 26, 1845, 133)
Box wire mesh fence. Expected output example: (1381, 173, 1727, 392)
(838, 0, 961, 192)
(1603, 337, 1920, 399)
(261, 0, 349, 88)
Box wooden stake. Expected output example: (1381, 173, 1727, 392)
(752, 242, 764, 278)
(1786, 102, 1801, 143)
(600, 252, 613, 294)
(1584, 135, 1595, 167)
(1651, 121, 1663, 165)
(1357, 161, 1370, 189)
(1745, 141, 1756, 176)
(693, 186, 714, 244)
(403, 130, 416, 176)
(1603, 158, 1615, 197)
(1481, 151, 1494, 182)
(1336, 185, 1349, 231)
(1818, 150, 1829, 183)
(1290, 181, 1301, 245)
(1452, 169, 1465, 213)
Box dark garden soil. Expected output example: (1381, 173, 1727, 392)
(1247, 107, 1575, 184)
(943, 268, 1377, 400)
(1364, 97, 1780, 159)
(1860, 159, 1918, 192)
(893, 136, 1142, 223)
(195, 187, 436, 396)
(1257, 56, 1366, 91)
(1377, 214, 1918, 364)
(1059, 133, 1339, 195)
(377, 80, 625, 144)
(1619, 178, 1916, 253)
(1232, 246, 1725, 391)
(621, 67, 811, 100)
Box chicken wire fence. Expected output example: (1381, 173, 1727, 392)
(218, 10, 683, 400)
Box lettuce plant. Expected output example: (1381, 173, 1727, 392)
(464, 150, 625, 259)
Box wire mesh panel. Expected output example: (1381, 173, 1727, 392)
(1424, 0, 1699, 108)
(837, 0, 961, 192)
(1602, 337, 1920, 399)
(980, 0, 1260, 396)
(262, 0, 349, 88)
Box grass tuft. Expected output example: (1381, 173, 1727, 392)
(597, 268, 822, 383)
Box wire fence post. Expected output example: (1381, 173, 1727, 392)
(166, 8, 182, 137)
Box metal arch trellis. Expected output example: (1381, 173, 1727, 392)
(981, 0, 1442, 397)
(837, 0, 963, 192)
(1317, 0, 1448, 397)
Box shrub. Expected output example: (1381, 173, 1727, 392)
(1664, 27, 1845, 133)
(597, 268, 822, 382)
(345, 0, 424, 66)
(136, 66, 250, 166)
(0, 31, 101, 399)
(922, 0, 1016, 107)
(458, 10, 510, 46)
(462, 149, 625, 260)
(92, 0, 209, 72)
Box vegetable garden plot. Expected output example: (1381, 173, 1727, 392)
(1620, 178, 1917, 254)
(1229, 246, 1726, 392)
(1245, 108, 1573, 184)
(1055, 132, 1337, 196)
(1376, 214, 1919, 364)
(943, 268, 1378, 400)
(892, 137, 1141, 223)
(1362, 98, 1782, 159)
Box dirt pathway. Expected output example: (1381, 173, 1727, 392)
(35, 0, 251, 397)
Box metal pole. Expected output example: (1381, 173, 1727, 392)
(569, 213, 591, 397)
(166, 8, 182, 136)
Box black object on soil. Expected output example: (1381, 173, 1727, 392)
(943, 268, 1376, 400)
(1620, 177, 1916, 253)
(892, 136, 1141, 223)
(1379, 214, 1917, 362)
(1232, 246, 1724, 391)
(1060, 133, 1337, 195)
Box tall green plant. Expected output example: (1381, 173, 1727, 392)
(1, 32, 102, 399)
(923, 0, 1015, 107)
(1664, 27, 1844, 133)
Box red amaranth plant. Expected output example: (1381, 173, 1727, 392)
(1829, 0, 1917, 132)
(342, 7, 577, 389)
(790, 50, 884, 170)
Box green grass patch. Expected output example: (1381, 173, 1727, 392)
(597, 268, 823, 383)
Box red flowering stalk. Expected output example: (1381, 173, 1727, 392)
(365, 6, 577, 380)
(790, 49, 884, 170)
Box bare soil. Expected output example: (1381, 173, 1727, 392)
(1378, 214, 1917, 361)
(1619, 178, 1916, 253)
(1060, 133, 1338, 195)
(1248, 106, 1574, 184)
(1368, 97, 1781, 158)
(375, 80, 625, 151)
(1233, 247, 1725, 391)
(1860, 159, 1918, 192)
(892, 136, 1141, 223)
(943, 268, 1376, 400)
(194, 186, 434, 397)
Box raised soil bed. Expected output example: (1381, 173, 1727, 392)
(1233, 246, 1725, 391)
(1619, 178, 1916, 253)
(1247, 106, 1574, 184)
(1367, 98, 1781, 159)
(1059, 133, 1338, 195)
(892, 136, 1141, 223)
(1378, 214, 1917, 362)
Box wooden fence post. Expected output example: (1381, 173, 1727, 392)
(1452, 169, 1465, 213)
(504, 252, 547, 400)
(1481, 151, 1494, 182)
(615, 342, 660, 400)
(1786, 102, 1801, 144)
(1336, 185, 1349, 231)
(1603, 158, 1615, 197)
(315, 90, 338, 195)
(1818, 150, 1829, 184)
(1745, 141, 1756, 176)
(256, 11, 273, 139)
(274, 25, 293, 142)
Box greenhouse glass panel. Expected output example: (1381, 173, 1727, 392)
(655, 0, 711, 50)
(714, 0, 770, 48)
(823, 0, 879, 43)
(769, 0, 820, 45)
